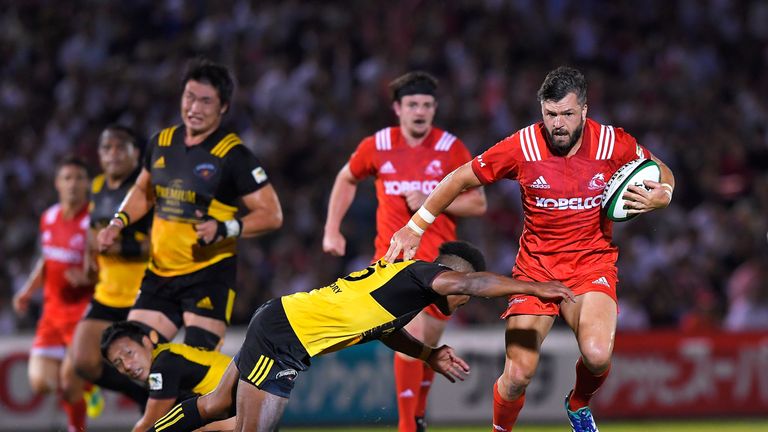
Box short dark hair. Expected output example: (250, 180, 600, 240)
(389, 71, 438, 102)
(437, 241, 486, 272)
(537, 66, 587, 105)
(102, 124, 138, 146)
(182, 58, 235, 108)
(56, 155, 89, 177)
(100, 321, 149, 360)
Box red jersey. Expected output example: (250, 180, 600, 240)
(349, 126, 472, 261)
(470, 118, 651, 282)
(39, 203, 93, 314)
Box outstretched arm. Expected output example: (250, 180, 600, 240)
(384, 162, 483, 262)
(323, 164, 360, 257)
(381, 328, 469, 383)
(431, 271, 576, 302)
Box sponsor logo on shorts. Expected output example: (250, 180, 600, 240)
(508, 297, 527, 306)
(195, 296, 214, 310)
(534, 195, 602, 210)
(276, 369, 298, 381)
(592, 277, 610, 287)
(149, 373, 163, 390)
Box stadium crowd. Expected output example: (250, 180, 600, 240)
(1, 0, 767, 333)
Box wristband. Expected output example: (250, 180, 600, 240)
(113, 211, 130, 227)
(407, 219, 425, 236)
(417, 206, 436, 224)
(417, 345, 432, 362)
(224, 219, 243, 238)
(660, 183, 674, 192)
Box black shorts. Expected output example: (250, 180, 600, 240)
(133, 257, 236, 328)
(83, 298, 131, 322)
(236, 299, 310, 398)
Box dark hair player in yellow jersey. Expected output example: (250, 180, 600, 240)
(97, 58, 283, 351)
(100, 321, 235, 432)
(146, 241, 574, 432)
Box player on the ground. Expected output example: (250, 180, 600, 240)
(100, 321, 235, 432)
(70, 125, 151, 412)
(385, 67, 675, 432)
(323, 71, 486, 432)
(142, 241, 574, 432)
(97, 58, 283, 351)
(13, 156, 94, 432)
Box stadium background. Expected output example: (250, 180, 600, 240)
(0, 0, 766, 430)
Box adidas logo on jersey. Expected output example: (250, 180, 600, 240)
(592, 277, 610, 287)
(529, 176, 550, 189)
(196, 296, 214, 310)
(153, 156, 166, 169)
(380, 161, 396, 174)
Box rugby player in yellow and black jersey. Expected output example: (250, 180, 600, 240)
(71, 125, 151, 409)
(101, 321, 236, 432)
(145, 241, 574, 432)
(97, 59, 283, 351)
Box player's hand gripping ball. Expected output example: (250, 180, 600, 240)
(601, 158, 661, 222)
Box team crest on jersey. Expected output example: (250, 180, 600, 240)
(69, 233, 84, 249)
(194, 163, 217, 180)
(149, 373, 163, 390)
(588, 173, 606, 191)
(425, 160, 443, 177)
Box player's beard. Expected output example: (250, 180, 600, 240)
(546, 120, 584, 156)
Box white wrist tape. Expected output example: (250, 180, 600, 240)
(407, 219, 425, 236)
(224, 219, 242, 238)
(417, 206, 436, 224)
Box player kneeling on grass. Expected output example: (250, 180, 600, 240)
(100, 321, 236, 432)
(143, 241, 574, 432)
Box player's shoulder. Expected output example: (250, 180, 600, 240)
(149, 124, 182, 148)
(490, 122, 544, 161)
(585, 118, 639, 161)
(41, 203, 62, 225)
(429, 127, 464, 153)
(366, 126, 394, 151)
(91, 174, 105, 195)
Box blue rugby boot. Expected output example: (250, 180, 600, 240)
(565, 390, 599, 432)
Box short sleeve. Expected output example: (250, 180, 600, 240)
(406, 261, 451, 296)
(224, 145, 270, 197)
(143, 134, 158, 171)
(614, 127, 652, 165)
(148, 352, 183, 399)
(447, 139, 473, 171)
(348, 137, 377, 180)
(470, 135, 520, 184)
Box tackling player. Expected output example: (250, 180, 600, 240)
(140, 241, 574, 432)
(385, 67, 675, 432)
(323, 71, 486, 432)
(13, 156, 94, 432)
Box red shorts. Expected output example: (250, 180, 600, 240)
(31, 304, 87, 359)
(423, 304, 451, 321)
(501, 267, 618, 319)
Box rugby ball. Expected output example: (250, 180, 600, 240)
(601, 158, 660, 222)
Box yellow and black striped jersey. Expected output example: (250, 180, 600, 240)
(148, 342, 232, 400)
(90, 169, 151, 307)
(144, 125, 270, 276)
(282, 260, 449, 356)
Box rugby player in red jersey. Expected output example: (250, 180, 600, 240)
(385, 67, 675, 432)
(13, 156, 94, 432)
(323, 71, 486, 432)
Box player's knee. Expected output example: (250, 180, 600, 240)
(183, 326, 221, 350)
(500, 363, 535, 396)
(28, 375, 55, 395)
(73, 351, 102, 381)
(580, 344, 612, 373)
(199, 392, 230, 420)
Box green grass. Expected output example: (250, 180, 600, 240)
(283, 419, 768, 432)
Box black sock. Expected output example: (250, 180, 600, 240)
(148, 397, 203, 432)
(95, 362, 149, 407)
(416, 416, 427, 432)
